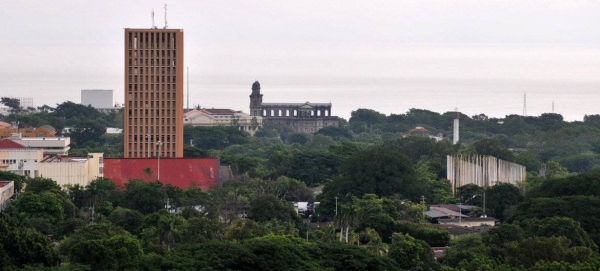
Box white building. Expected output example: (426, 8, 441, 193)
(184, 108, 263, 136)
(7, 134, 70, 155)
(81, 89, 113, 109)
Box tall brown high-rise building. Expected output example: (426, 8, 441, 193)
(124, 29, 184, 158)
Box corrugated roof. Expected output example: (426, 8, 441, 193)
(425, 207, 468, 218)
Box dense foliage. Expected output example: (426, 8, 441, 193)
(3, 106, 600, 269)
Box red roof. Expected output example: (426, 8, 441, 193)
(103, 158, 220, 189)
(0, 181, 12, 188)
(0, 139, 26, 149)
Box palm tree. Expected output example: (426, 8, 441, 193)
(362, 228, 389, 256)
(143, 167, 153, 179)
(157, 215, 182, 251)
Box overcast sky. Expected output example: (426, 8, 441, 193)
(1, 1, 599, 120)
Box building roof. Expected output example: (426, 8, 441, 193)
(425, 207, 468, 218)
(0, 139, 26, 149)
(0, 181, 13, 188)
(39, 125, 56, 133)
(203, 108, 237, 115)
(0, 121, 12, 128)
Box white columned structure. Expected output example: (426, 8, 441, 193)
(453, 108, 460, 144)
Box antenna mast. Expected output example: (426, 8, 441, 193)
(187, 67, 189, 111)
(552, 101, 555, 113)
(163, 4, 168, 29)
(151, 9, 156, 29)
(523, 92, 527, 117)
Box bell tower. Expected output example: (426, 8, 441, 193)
(249, 81, 263, 116)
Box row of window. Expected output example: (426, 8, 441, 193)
(127, 92, 177, 100)
(128, 50, 176, 58)
(128, 84, 177, 92)
(128, 59, 177, 68)
(128, 32, 177, 50)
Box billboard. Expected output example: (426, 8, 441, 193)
(104, 158, 219, 190)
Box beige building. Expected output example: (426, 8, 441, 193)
(0, 138, 44, 177)
(124, 28, 184, 158)
(38, 153, 104, 187)
(0, 138, 103, 187)
(0, 181, 14, 210)
(184, 108, 263, 136)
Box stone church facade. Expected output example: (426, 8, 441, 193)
(249, 81, 339, 133)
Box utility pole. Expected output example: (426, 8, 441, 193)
(335, 197, 338, 216)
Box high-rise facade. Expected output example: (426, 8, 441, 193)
(124, 29, 184, 158)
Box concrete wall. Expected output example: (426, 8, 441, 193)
(38, 153, 103, 188)
(447, 155, 526, 194)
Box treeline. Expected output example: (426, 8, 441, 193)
(4, 167, 600, 269)
(0, 100, 123, 157)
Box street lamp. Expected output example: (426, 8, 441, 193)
(156, 141, 163, 180)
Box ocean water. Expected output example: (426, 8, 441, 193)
(2, 44, 599, 122)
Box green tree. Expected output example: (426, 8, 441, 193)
(26, 177, 61, 194)
(485, 183, 523, 220)
(323, 145, 422, 200)
(248, 195, 300, 224)
(121, 180, 167, 214)
(504, 236, 593, 268)
(1, 97, 22, 113)
(108, 207, 143, 235)
(456, 184, 484, 206)
(388, 233, 437, 270)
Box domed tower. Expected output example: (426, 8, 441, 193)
(249, 81, 263, 116)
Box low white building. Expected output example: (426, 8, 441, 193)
(7, 133, 70, 155)
(184, 108, 263, 136)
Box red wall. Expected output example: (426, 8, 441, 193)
(103, 158, 219, 190)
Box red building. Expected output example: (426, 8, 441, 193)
(103, 158, 219, 190)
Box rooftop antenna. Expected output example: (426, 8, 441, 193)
(163, 4, 168, 29)
(187, 67, 189, 111)
(552, 100, 555, 113)
(151, 9, 156, 29)
(523, 92, 527, 117)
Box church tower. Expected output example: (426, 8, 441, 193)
(249, 81, 263, 116)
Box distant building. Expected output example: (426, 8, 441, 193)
(249, 81, 339, 133)
(405, 126, 444, 142)
(184, 108, 263, 136)
(81, 89, 114, 109)
(0, 124, 58, 140)
(124, 28, 184, 158)
(103, 158, 220, 190)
